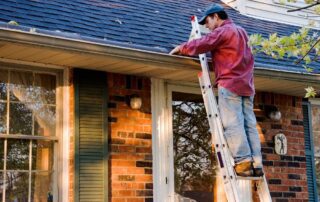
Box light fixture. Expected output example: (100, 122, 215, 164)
(264, 105, 281, 121)
(269, 110, 281, 121)
(129, 94, 142, 110)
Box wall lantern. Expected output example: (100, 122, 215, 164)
(264, 105, 281, 121)
(129, 94, 142, 110)
(274, 133, 287, 155)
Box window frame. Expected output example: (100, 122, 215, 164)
(152, 78, 213, 202)
(166, 84, 204, 200)
(0, 65, 63, 202)
(309, 98, 320, 200)
(152, 79, 253, 201)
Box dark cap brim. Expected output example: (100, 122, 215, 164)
(198, 16, 207, 25)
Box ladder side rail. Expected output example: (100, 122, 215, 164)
(190, 18, 233, 160)
(207, 88, 236, 172)
(199, 75, 235, 170)
(191, 15, 242, 202)
(257, 176, 272, 202)
(199, 75, 241, 202)
(195, 35, 237, 179)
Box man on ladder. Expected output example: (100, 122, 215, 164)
(170, 3, 264, 178)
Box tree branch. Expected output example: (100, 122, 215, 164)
(295, 37, 320, 64)
(287, 1, 320, 12)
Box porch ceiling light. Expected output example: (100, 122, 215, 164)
(130, 94, 142, 110)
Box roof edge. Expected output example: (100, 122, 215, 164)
(0, 26, 319, 85)
(254, 66, 320, 84)
(0, 26, 199, 70)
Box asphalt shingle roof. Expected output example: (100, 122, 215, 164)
(0, 0, 319, 73)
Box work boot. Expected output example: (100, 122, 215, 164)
(234, 161, 254, 177)
(253, 167, 264, 177)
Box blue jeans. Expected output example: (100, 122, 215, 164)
(218, 86, 262, 168)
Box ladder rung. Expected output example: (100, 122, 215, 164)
(236, 176, 263, 180)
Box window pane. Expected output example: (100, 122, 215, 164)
(172, 92, 215, 202)
(312, 105, 320, 198)
(31, 171, 53, 202)
(7, 140, 29, 170)
(32, 140, 54, 171)
(0, 140, 3, 169)
(9, 71, 33, 102)
(34, 74, 56, 104)
(315, 157, 320, 195)
(0, 172, 3, 200)
(0, 69, 8, 100)
(0, 103, 6, 134)
(34, 106, 56, 136)
(5, 171, 29, 202)
(312, 105, 320, 157)
(9, 103, 32, 135)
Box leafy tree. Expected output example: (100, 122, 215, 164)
(248, 1, 320, 97)
(173, 99, 216, 199)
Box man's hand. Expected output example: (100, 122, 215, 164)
(169, 45, 181, 55)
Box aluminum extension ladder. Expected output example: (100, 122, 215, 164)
(190, 15, 272, 202)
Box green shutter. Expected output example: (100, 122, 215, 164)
(302, 101, 318, 202)
(75, 69, 108, 202)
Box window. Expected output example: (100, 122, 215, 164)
(310, 100, 320, 200)
(171, 91, 215, 201)
(0, 68, 59, 202)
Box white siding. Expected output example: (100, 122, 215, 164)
(221, 0, 320, 29)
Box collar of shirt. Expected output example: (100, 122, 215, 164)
(219, 19, 233, 27)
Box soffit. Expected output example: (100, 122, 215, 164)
(0, 30, 319, 97)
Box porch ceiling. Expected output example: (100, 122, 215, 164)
(0, 29, 320, 97)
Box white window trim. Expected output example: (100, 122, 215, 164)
(166, 84, 202, 201)
(310, 98, 320, 106)
(61, 67, 70, 202)
(273, 0, 310, 9)
(152, 79, 208, 201)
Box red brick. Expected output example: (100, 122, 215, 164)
(126, 198, 144, 202)
(135, 175, 153, 182)
(118, 190, 135, 197)
(136, 147, 151, 153)
(111, 198, 126, 202)
(113, 182, 133, 190)
(111, 159, 136, 167)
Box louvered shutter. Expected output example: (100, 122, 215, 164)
(302, 101, 318, 202)
(75, 69, 108, 202)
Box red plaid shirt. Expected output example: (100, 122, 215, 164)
(180, 19, 255, 96)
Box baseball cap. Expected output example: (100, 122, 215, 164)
(198, 4, 224, 25)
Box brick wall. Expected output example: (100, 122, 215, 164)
(68, 70, 310, 202)
(253, 92, 308, 202)
(108, 73, 152, 202)
(69, 71, 152, 202)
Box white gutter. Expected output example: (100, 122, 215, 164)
(0, 25, 319, 84)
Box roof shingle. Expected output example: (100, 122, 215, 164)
(0, 0, 319, 73)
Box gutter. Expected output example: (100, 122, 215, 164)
(0, 23, 319, 85)
(254, 65, 320, 84)
(0, 23, 199, 71)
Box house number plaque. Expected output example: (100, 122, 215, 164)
(275, 133, 287, 155)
